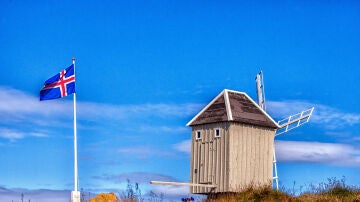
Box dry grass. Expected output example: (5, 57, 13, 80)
(204, 186, 360, 202)
(297, 186, 360, 202)
(206, 186, 293, 202)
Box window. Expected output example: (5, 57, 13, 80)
(196, 131, 202, 140)
(214, 128, 221, 138)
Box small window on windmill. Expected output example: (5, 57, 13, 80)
(196, 131, 202, 140)
(214, 128, 221, 138)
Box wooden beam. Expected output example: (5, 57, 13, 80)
(150, 181, 217, 188)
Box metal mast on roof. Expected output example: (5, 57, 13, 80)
(255, 71, 266, 111)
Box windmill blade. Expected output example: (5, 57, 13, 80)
(276, 107, 314, 136)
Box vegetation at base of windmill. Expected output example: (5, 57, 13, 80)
(204, 176, 360, 202)
(205, 186, 292, 202)
(84, 180, 171, 202)
(87, 192, 120, 202)
(296, 176, 360, 201)
(148, 190, 165, 202)
(117, 179, 144, 202)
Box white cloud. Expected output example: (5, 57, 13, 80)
(94, 172, 179, 184)
(173, 139, 360, 167)
(173, 139, 191, 154)
(0, 86, 67, 115)
(0, 128, 24, 141)
(0, 128, 48, 141)
(151, 184, 190, 196)
(78, 102, 202, 121)
(92, 172, 202, 201)
(0, 86, 201, 123)
(29, 132, 49, 138)
(275, 140, 360, 167)
(0, 86, 201, 141)
(8, 86, 359, 135)
(118, 146, 176, 159)
(0, 187, 69, 202)
(267, 100, 360, 129)
(0, 87, 72, 130)
(137, 125, 189, 134)
(149, 184, 205, 201)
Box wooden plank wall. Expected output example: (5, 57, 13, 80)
(190, 122, 230, 194)
(190, 122, 275, 194)
(228, 123, 275, 191)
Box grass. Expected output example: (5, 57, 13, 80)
(206, 186, 293, 202)
(205, 187, 360, 202)
(85, 177, 360, 201)
(204, 178, 360, 202)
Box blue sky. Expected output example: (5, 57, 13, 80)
(0, 0, 359, 201)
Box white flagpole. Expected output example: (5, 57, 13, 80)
(71, 57, 80, 202)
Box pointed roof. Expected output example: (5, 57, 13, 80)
(186, 89, 279, 129)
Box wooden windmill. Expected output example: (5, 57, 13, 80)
(186, 89, 278, 194)
(151, 71, 313, 194)
(185, 71, 313, 194)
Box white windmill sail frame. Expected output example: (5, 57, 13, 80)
(272, 107, 314, 190)
(276, 107, 314, 136)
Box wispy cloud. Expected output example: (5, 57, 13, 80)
(150, 185, 191, 197)
(137, 125, 189, 134)
(172, 139, 360, 168)
(0, 128, 48, 142)
(275, 140, 360, 167)
(0, 86, 201, 141)
(118, 146, 176, 159)
(9, 86, 359, 134)
(0, 86, 202, 122)
(172, 139, 360, 167)
(92, 172, 198, 200)
(0, 86, 71, 124)
(267, 100, 360, 129)
(78, 102, 202, 121)
(0, 128, 25, 141)
(0, 87, 63, 114)
(173, 139, 191, 154)
(0, 187, 69, 202)
(94, 172, 179, 184)
(352, 136, 360, 141)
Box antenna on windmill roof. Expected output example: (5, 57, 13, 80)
(255, 71, 266, 110)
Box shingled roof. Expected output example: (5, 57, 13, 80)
(186, 89, 279, 129)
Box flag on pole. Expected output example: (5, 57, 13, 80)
(40, 59, 80, 201)
(40, 64, 76, 101)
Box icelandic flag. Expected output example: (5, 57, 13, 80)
(40, 64, 76, 101)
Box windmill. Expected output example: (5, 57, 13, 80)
(255, 71, 314, 190)
(151, 71, 314, 194)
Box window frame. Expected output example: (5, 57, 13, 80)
(214, 128, 221, 138)
(195, 130, 202, 140)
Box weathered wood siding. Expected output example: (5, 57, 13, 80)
(190, 122, 275, 194)
(228, 123, 275, 191)
(190, 123, 230, 194)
